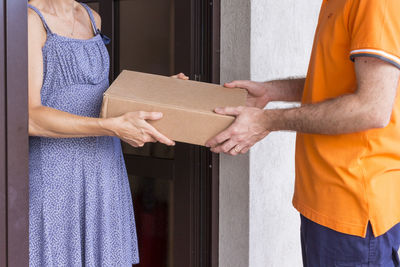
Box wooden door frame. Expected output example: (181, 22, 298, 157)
(0, 0, 29, 266)
(0, 0, 7, 264)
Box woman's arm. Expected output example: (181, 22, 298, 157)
(28, 9, 174, 147)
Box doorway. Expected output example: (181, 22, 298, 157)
(1, 0, 220, 266)
(86, 1, 221, 265)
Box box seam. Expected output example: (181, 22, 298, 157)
(102, 94, 238, 118)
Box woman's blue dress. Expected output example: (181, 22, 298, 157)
(28, 3, 139, 266)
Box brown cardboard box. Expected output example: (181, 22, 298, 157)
(101, 70, 247, 146)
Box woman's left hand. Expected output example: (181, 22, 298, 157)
(171, 73, 189, 80)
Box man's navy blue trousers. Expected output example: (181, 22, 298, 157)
(301, 215, 400, 267)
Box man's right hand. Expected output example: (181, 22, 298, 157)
(224, 80, 270, 109)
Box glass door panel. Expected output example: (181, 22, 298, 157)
(118, 0, 175, 76)
(116, 1, 176, 266)
(129, 175, 173, 267)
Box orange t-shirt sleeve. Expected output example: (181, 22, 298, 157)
(349, 0, 400, 68)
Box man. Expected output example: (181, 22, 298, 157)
(206, 0, 400, 266)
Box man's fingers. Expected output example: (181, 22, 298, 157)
(146, 124, 175, 146)
(214, 106, 243, 116)
(224, 80, 250, 89)
(229, 148, 239, 156)
(139, 111, 163, 121)
(241, 147, 250, 154)
(212, 139, 237, 154)
(206, 130, 232, 148)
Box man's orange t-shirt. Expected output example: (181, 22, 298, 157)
(293, 0, 400, 237)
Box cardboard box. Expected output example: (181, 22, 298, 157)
(101, 70, 247, 146)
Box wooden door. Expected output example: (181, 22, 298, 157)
(0, 0, 29, 266)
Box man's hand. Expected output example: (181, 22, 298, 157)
(224, 78, 305, 109)
(205, 106, 270, 155)
(224, 81, 269, 108)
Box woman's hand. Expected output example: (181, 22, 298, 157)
(224, 80, 270, 109)
(171, 73, 189, 80)
(103, 111, 175, 147)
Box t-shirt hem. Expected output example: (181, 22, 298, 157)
(292, 197, 368, 237)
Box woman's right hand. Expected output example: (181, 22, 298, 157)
(103, 111, 175, 147)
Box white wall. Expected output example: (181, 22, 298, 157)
(249, 1, 321, 267)
(220, 0, 251, 266)
(220, 1, 321, 266)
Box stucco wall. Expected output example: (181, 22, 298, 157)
(219, 0, 251, 266)
(220, 1, 321, 266)
(249, 1, 321, 267)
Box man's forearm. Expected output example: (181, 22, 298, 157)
(265, 93, 391, 135)
(265, 78, 305, 102)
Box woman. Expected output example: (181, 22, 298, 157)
(28, 0, 187, 265)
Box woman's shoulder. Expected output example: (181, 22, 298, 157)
(27, 4, 47, 43)
(27, 1, 45, 27)
(90, 8, 102, 30)
(77, 3, 102, 30)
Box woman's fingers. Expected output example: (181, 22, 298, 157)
(135, 111, 174, 145)
(137, 112, 174, 145)
(121, 138, 141, 148)
(171, 73, 189, 80)
(137, 111, 163, 121)
(122, 111, 174, 146)
(145, 124, 175, 146)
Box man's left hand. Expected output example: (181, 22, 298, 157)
(206, 106, 270, 155)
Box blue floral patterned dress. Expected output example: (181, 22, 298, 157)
(28, 3, 139, 266)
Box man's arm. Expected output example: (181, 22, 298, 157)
(264, 78, 305, 102)
(224, 78, 305, 109)
(206, 57, 400, 154)
(266, 58, 399, 134)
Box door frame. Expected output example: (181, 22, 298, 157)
(0, 0, 29, 266)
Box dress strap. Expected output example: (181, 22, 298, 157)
(28, 4, 53, 34)
(79, 3, 99, 35)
